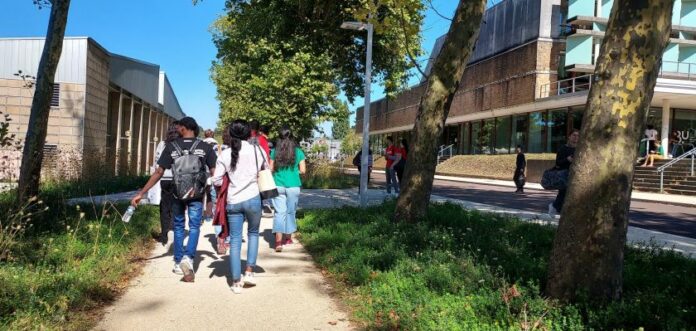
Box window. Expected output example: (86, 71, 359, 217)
(471, 122, 481, 154)
(460, 123, 470, 155)
(495, 116, 512, 154)
(548, 109, 569, 153)
(480, 119, 495, 154)
(511, 114, 529, 152)
(529, 111, 546, 153)
(50, 83, 60, 107)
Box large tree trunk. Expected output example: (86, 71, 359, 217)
(546, 0, 673, 301)
(17, 0, 71, 202)
(394, 0, 486, 223)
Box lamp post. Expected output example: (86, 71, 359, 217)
(341, 20, 373, 208)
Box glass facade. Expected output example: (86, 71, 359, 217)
(367, 109, 696, 157)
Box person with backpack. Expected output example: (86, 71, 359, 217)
(394, 139, 408, 183)
(131, 117, 217, 283)
(249, 120, 273, 215)
(211, 120, 266, 294)
(269, 126, 306, 252)
(352, 149, 373, 183)
(202, 129, 219, 223)
(150, 123, 181, 247)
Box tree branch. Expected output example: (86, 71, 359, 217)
(398, 6, 426, 78)
(426, 0, 452, 22)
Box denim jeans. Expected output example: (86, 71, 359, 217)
(226, 195, 262, 281)
(272, 186, 300, 234)
(386, 167, 399, 193)
(172, 199, 203, 263)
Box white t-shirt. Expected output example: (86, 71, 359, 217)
(645, 129, 658, 141)
(212, 141, 266, 204)
(153, 141, 173, 180)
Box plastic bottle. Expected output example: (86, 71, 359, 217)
(122, 205, 136, 223)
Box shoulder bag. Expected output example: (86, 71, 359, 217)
(254, 145, 279, 199)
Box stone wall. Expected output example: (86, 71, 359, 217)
(83, 43, 112, 179)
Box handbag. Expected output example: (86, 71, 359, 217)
(514, 172, 526, 187)
(254, 145, 279, 199)
(541, 168, 568, 190)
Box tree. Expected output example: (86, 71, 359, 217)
(394, 0, 487, 222)
(340, 130, 362, 156)
(546, 0, 673, 301)
(17, 0, 71, 202)
(212, 0, 424, 137)
(332, 101, 351, 140)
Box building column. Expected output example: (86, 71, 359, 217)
(150, 110, 158, 170)
(127, 96, 135, 173)
(662, 99, 671, 157)
(114, 91, 123, 175)
(137, 103, 145, 174)
(593, 0, 602, 64)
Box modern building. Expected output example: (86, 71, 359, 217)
(0, 37, 185, 181)
(356, 0, 696, 159)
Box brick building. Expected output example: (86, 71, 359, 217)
(357, 0, 696, 158)
(0, 37, 185, 181)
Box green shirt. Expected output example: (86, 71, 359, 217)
(270, 147, 305, 188)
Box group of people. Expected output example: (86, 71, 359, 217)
(352, 136, 409, 195)
(131, 116, 305, 294)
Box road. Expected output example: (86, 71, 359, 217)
(366, 176, 696, 239)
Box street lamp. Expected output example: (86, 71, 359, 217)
(341, 20, 373, 208)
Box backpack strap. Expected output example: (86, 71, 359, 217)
(189, 139, 201, 154)
(171, 141, 184, 156)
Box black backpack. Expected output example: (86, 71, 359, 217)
(171, 140, 208, 201)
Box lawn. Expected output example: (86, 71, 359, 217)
(298, 202, 696, 330)
(0, 178, 158, 330)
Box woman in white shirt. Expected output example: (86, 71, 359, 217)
(212, 120, 266, 294)
(645, 124, 659, 154)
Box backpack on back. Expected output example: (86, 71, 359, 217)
(171, 140, 208, 201)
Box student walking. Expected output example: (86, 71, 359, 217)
(353, 149, 373, 183)
(212, 120, 266, 294)
(385, 136, 401, 195)
(269, 126, 306, 252)
(513, 145, 526, 193)
(131, 117, 217, 282)
(548, 130, 579, 216)
(150, 123, 181, 246)
(203, 129, 219, 223)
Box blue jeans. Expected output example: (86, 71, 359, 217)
(272, 186, 300, 234)
(172, 200, 203, 263)
(226, 196, 262, 281)
(386, 168, 399, 193)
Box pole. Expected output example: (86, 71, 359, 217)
(359, 23, 374, 208)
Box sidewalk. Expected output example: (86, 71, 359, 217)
(361, 169, 696, 206)
(96, 214, 352, 330)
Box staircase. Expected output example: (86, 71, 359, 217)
(633, 159, 696, 195)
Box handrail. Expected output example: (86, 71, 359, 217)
(656, 147, 696, 193)
(437, 144, 454, 164)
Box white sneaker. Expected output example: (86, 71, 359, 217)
(548, 203, 558, 217)
(230, 281, 243, 294)
(180, 256, 195, 282)
(172, 263, 183, 275)
(243, 272, 256, 286)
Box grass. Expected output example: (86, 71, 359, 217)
(0, 177, 159, 330)
(298, 202, 696, 330)
(41, 175, 149, 199)
(303, 160, 359, 189)
(437, 154, 557, 180)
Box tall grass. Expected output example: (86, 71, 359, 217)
(299, 202, 696, 330)
(302, 160, 359, 189)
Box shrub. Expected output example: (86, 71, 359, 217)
(302, 160, 358, 189)
(298, 202, 696, 330)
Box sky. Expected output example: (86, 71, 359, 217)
(0, 0, 463, 134)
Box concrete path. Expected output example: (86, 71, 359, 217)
(95, 214, 352, 331)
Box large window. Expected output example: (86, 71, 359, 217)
(495, 116, 512, 154)
(570, 107, 584, 131)
(548, 109, 569, 153)
(471, 122, 481, 154)
(529, 111, 546, 153)
(460, 123, 470, 155)
(673, 109, 696, 155)
(481, 119, 495, 154)
(511, 114, 528, 151)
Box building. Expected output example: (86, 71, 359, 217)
(0, 37, 185, 181)
(357, 0, 696, 158)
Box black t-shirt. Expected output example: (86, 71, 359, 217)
(516, 153, 526, 170)
(555, 145, 576, 170)
(157, 138, 217, 171)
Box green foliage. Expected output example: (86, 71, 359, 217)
(0, 111, 22, 149)
(309, 140, 330, 155)
(331, 101, 351, 140)
(302, 160, 358, 189)
(340, 131, 362, 156)
(298, 202, 696, 330)
(0, 194, 159, 329)
(212, 0, 424, 137)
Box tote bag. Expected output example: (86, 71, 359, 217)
(541, 168, 568, 190)
(254, 145, 279, 199)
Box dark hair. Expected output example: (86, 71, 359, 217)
(386, 136, 394, 143)
(400, 139, 408, 152)
(204, 129, 214, 138)
(274, 126, 297, 169)
(647, 124, 654, 130)
(222, 124, 231, 146)
(259, 124, 270, 135)
(166, 123, 181, 143)
(227, 120, 251, 171)
(569, 129, 580, 136)
(249, 120, 260, 132)
(178, 117, 199, 136)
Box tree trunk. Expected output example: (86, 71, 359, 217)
(17, 0, 71, 202)
(394, 0, 486, 223)
(546, 0, 673, 301)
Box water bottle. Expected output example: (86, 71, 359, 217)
(122, 206, 136, 223)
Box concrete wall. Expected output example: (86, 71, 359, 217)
(83, 41, 112, 177)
